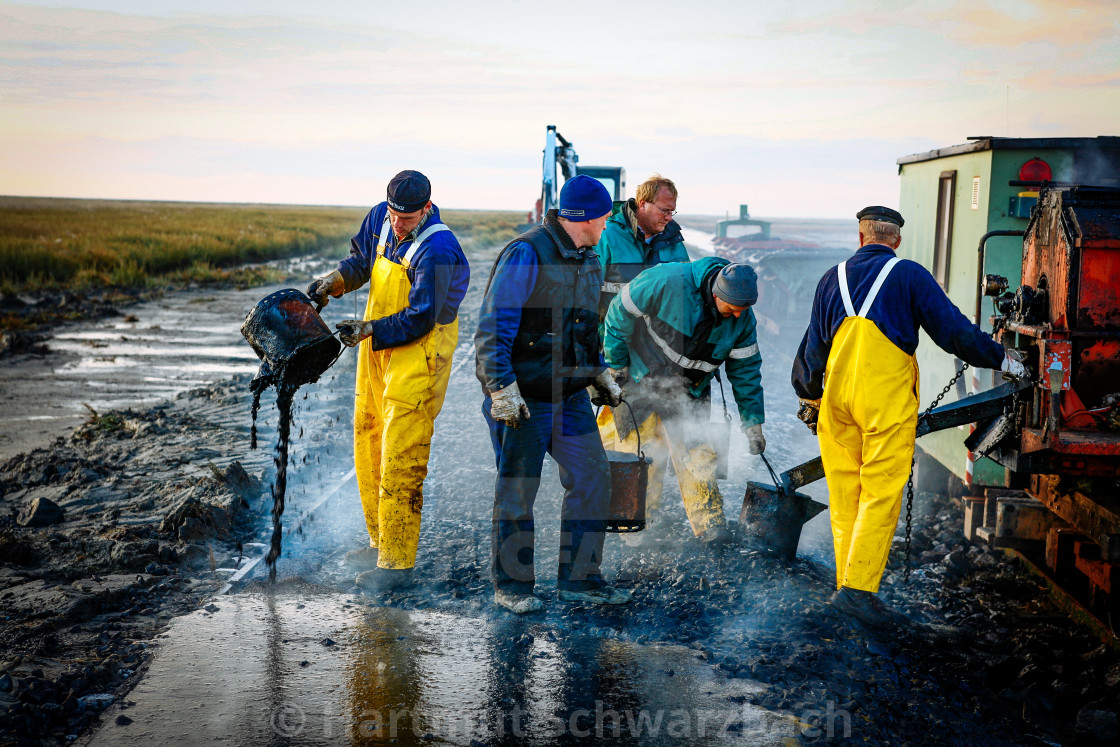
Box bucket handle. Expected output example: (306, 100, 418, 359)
(715, 369, 732, 423)
(619, 398, 644, 461)
(595, 398, 645, 461)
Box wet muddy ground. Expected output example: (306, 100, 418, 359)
(1, 235, 1119, 745)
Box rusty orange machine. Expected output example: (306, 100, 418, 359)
(968, 185, 1120, 627)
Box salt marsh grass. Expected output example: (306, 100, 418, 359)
(0, 197, 522, 294)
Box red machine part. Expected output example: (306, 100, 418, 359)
(1040, 339, 1072, 391)
(1078, 246, 1120, 329)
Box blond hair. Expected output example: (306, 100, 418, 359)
(635, 174, 678, 204)
(859, 219, 901, 246)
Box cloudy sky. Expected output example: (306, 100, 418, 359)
(1, 0, 1117, 217)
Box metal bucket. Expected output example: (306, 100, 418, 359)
(604, 399, 651, 533)
(241, 288, 342, 388)
(738, 481, 828, 560)
(605, 450, 651, 532)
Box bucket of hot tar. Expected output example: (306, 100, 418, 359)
(241, 288, 341, 387)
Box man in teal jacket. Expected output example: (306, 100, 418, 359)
(595, 174, 691, 452)
(603, 256, 766, 544)
(596, 174, 690, 321)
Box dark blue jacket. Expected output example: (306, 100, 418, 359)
(475, 212, 605, 402)
(336, 202, 470, 349)
(792, 244, 1005, 400)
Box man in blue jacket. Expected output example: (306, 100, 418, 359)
(475, 175, 631, 615)
(792, 206, 1026, 630)
(603, 257, 766, 545)
(306, 170, 469, 593)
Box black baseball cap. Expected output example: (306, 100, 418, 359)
(387, 170, 431, 213)
(856, 206, 904, 227)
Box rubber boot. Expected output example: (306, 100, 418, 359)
(355, 566, 414, 594)
(699, 523, 734, 547)
(344, 546, 379, 570)
(828, 586, 907, 630)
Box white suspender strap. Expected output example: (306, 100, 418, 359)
(401, 223, 450, 267)
(858, 257, 901, 318)
(836, 261, 856, 317)
(376, 217, 392, 257)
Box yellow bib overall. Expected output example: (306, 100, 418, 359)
(818, 257, 918, 593)
(354, 218, 458, 569)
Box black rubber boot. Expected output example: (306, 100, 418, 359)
(343, 546, 379, 570)
(355, 567, 414, 593)
(828, 586, 907, 631)
(699, 524, 734, 547)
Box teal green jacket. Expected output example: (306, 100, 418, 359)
(603, 256, 764, 428)
(595, 199, 690, 319)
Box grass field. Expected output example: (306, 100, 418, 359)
(0, 197, 523, 294)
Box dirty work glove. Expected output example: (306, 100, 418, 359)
(743, 423, 766, 455)
(307, 270, 345, 308)
(590, 369, 624, 408)
(490, 381, 531, 428)
(796, 398, 821, 435)
(1000, 350, 1028, 381)
(610, 366, 630, 387)
(335, 319, 374, 347)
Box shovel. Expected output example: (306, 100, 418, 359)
(738, 452, 827, 560)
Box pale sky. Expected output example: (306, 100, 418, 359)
(2, 0, 1117, 217)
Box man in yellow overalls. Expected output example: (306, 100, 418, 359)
(307, 170, 470, 593)
(792, 206, 1024, 629)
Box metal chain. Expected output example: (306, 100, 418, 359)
(904, 362, 970, 582)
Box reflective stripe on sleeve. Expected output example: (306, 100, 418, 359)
(619, 285, 718, 373)
(620, 284, 643, 316)
(728, 343, 760, 360)
(602, 281, 625, 294)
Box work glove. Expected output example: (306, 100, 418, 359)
(307, 270, 345, 308)
(1000, 350, 1028, 381)
(335, 319, 374, 347)
(590, 369, 624, 408)
(490, 381, 531, 428)
(610, 366, 630, 387)
(744, 423, 766, 455)
(797, 398, 821, 435)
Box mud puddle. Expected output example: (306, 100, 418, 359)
(80, 592, 799, 746)
(0, 255, 353, 463)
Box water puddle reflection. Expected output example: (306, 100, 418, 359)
(83, 594, 800, 746)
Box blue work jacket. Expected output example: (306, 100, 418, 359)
(474, 211, 606, 401)
(336, 202, 470, 349)
(791, 244, 1005, 400)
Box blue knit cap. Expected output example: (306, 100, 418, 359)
(558, 175, 613, 222)
(713, 263, 758, 307)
